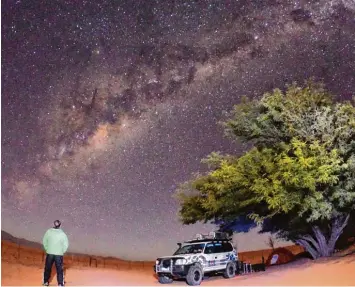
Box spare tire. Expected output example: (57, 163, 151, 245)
(186, 264, 203, 286)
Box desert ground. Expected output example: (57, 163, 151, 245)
(2, 253, 355, 286)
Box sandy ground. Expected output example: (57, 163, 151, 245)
(2, 254, 355, 286)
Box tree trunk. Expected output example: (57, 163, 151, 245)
(296, 214, 350, 259)
(295, 238, 320, 259)
(327, 214, 350, 253)
(312, 225, 331, 256)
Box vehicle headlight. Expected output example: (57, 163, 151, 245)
(175, 259, 187, 265)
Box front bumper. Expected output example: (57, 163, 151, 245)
(154, 263, 190, 278)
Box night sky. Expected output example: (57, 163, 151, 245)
(2, 0, 355, 260)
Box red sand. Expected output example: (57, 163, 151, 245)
(2, 254, 355, 286)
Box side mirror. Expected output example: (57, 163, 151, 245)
(177, 243, 182, 247)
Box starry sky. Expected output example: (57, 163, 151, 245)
(2, 0, 355, 260)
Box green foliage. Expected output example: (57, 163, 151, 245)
(177, 138, 344, 224)
(222, 81, 334, 147)
(177, 80, 355, 234)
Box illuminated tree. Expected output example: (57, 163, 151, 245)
(177, 81, 355, 259)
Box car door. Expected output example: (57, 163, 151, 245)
(203, 242, 226, 271)
(203, 243, 218, 272)
(213, 242, 228, 270)
(220, 242, 234, 267)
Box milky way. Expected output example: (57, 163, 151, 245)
(2, 0, 355, 260)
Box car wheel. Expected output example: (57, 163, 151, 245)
(223, 262, 236, 279)
(186, 264, 203, 286)
(158, 275, 173, 284)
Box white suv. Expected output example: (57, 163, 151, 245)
(154, 232, 238, 285)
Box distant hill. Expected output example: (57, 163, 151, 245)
(1, 230, 306, 264)
(1, 230, 43, 249)
(1, 230, 131, 260)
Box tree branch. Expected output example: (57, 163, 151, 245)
(328, 214, 350, 254)
(312, 226, 329, 256)
(300, 234, 321, 254)
(296, 239, 320, 259)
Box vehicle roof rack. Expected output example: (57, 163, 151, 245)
(184, 231, 232, 243)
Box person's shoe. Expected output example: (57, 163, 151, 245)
(43, 283, 49, 286)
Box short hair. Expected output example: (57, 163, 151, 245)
(54, 220, 61, 228)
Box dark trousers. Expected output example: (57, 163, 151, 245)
(43, 254, 64, 285)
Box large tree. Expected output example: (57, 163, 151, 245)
(177, 81, 355, 259)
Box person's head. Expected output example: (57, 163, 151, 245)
(53, 220, 61, 229)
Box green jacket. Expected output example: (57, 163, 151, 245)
(43, 228, 69, 256)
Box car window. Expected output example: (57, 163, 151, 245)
(202, 241, 234, 254)
(222, 242, 233, 252)
(174, 243, 205, 255)
(204, 243, 215, 254)
(214, 243, 224, 253)
(204, 242, 229, 254)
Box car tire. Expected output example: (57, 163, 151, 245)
(158, 275, 173, 284)
(186, 264, 203, 286)
(223, 262, 236, 279)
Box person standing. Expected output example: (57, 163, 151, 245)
(42, 220, 69, 286)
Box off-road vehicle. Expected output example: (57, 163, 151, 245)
(154, 232, 238, 286)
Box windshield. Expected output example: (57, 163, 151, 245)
(173, 243, 205, 255)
